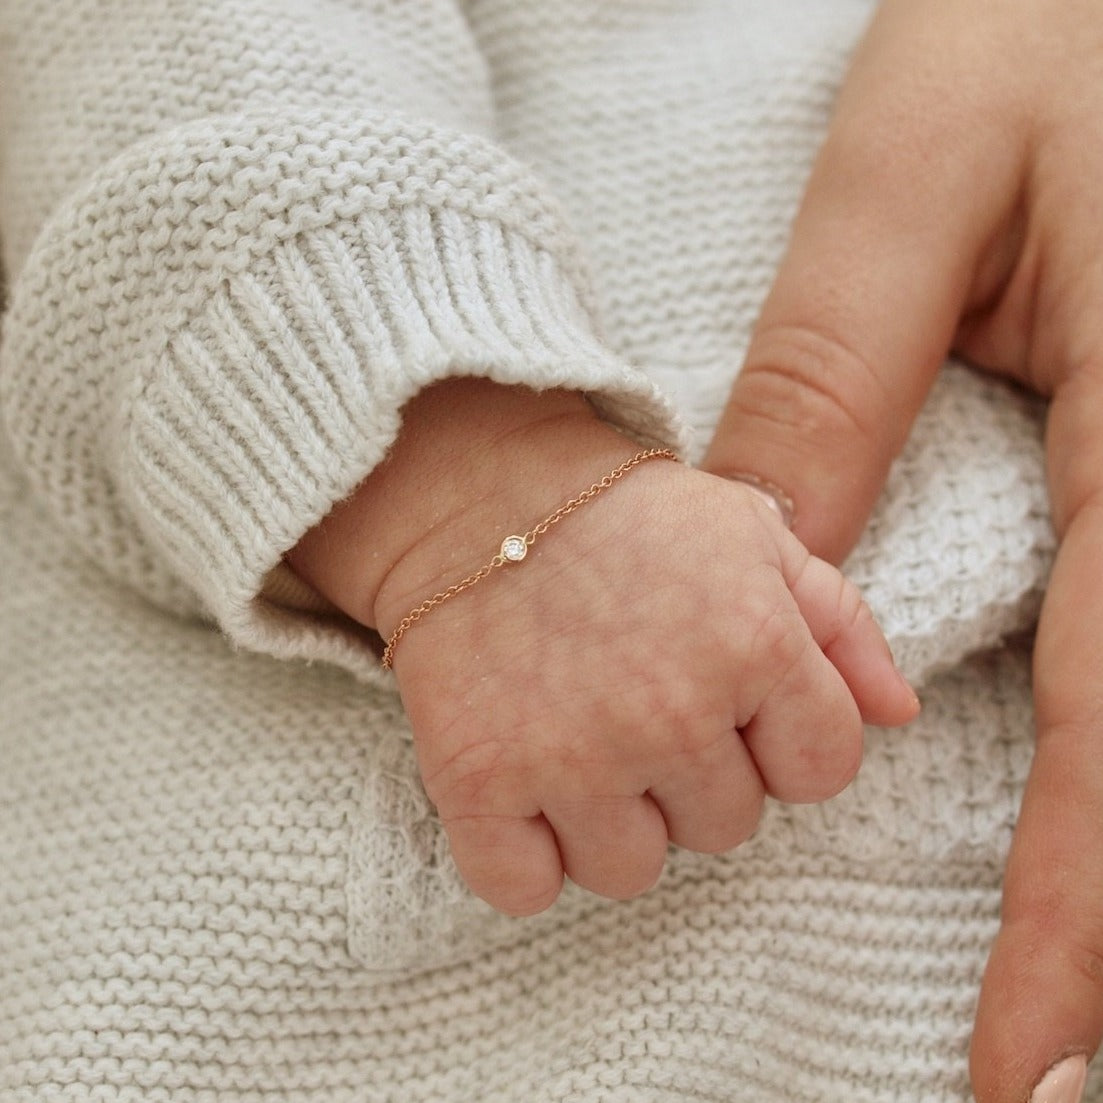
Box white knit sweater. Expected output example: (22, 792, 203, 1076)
(0, 1, 1077, 1100)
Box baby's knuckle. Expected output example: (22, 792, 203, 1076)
(835, 575, 871, 633)
(821, 729, 864, 796)
(784, 717, 863, 802)
(492, 874, 564, 918)
(630, 679, 701, 748)
(602, 853, 666, 902)
(445, 814, 564, 916)
(746, 601, 807, 676)
(421, 737, 519, 813)
(592, 668, 704, 761)
(697, 799, 764, 855)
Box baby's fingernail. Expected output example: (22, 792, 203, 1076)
(722, 473, 794, 528)
(1031, 1055, 1087, 1103)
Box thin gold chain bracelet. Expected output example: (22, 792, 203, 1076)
(380, 447, 678, 670)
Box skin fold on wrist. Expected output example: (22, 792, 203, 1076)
(285, 377, 641, 638)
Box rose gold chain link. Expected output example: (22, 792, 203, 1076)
(381, 447, 678, 669)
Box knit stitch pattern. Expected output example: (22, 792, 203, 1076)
(0, 463, 1076, 1100)
(0, 0, 1076, 1099)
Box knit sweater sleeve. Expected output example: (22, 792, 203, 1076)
(0, 1, 681, 681)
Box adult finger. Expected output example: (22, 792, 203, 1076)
(702, 0, 1026, 564)
(970, 382, 1103, 1103)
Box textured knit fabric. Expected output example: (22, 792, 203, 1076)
(0, 0, 1084, 1100)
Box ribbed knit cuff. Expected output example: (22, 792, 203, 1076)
(1, 110, 686, 678)
(126, 215, 683, 682)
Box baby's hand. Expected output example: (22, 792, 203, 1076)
(377, 454, 917, 916)
(289, 379, 917, 915)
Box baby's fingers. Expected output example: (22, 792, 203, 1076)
(648, 727, 765, 856)
(544, 793, 668, 900)
(442, 809, 564, 916)
(782, 542, 919, 728)
(739, 543, 918, 803)
(739, 612, 864, 803)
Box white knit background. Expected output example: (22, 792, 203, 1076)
(0, 0, 1082, 1099)
(0, 457, 1075, 1101)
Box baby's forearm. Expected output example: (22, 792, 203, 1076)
(286, 377, 639, 636)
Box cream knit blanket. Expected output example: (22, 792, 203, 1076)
(0, 1, 1072, 1099)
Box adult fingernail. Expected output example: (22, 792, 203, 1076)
(1030, 1055, 1087, 1103)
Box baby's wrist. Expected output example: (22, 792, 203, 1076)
(371, 387, 644, 641)
(285, 377, 641, 639)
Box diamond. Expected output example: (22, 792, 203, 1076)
(501, 536, 528, 562)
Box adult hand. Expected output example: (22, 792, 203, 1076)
(702, 1, 1103, 1100)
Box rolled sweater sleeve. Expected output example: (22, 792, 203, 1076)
(0, 1, 682, 681)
